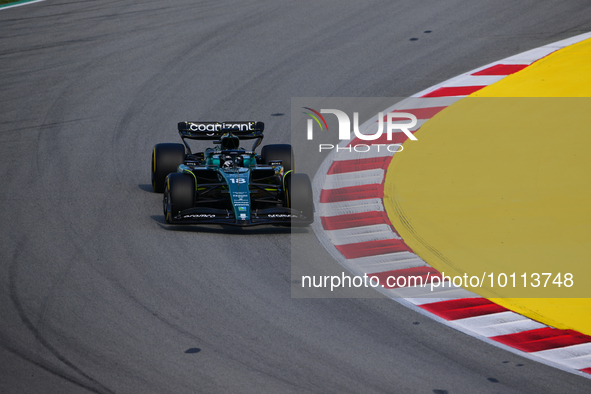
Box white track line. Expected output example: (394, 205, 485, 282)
(0, 0, 45, 11)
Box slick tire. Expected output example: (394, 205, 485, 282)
(164, 173, 195, 223)
(152, 143, 185, 193)
(261, 144, 294, 173)
(284, 172, 314, 225)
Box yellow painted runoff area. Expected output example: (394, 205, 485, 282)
(384, 38, 591, 335)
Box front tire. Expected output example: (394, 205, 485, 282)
(152, 143, 185, 193)
(284, 172, 314, 225)
(164, 173, 195, 223)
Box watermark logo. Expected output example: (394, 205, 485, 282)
(303, 107, 417, 152)
(302, 107, 329, 139)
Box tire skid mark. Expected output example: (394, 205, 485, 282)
(8, 238, 117, 394)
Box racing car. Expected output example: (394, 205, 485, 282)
(151, 121, 314, 226)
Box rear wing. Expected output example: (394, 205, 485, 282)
(178, 121, 264, 140)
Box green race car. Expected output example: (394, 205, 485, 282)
(151, 121, 314, 226)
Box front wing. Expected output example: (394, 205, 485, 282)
(168, 207, 313, 226)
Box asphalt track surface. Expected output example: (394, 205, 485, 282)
(1, 1, 591, 393)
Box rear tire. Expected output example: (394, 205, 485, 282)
(284, 172, 314, 225)
(164, 173, 195, 223)
(152, 143, 185, 193)
(261, 144, 294, 173)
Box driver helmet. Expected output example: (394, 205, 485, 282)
(220, 132, 240, 150)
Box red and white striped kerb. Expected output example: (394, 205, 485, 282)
(311, 32, 591, 377)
